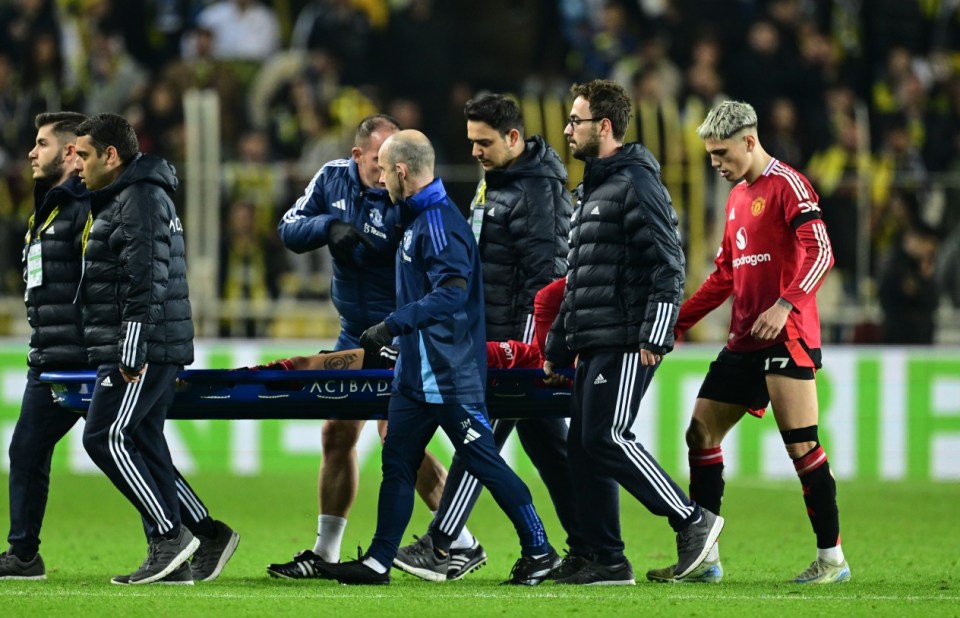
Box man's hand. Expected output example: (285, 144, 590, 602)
(542, 360, 569, 386)
(328, 221, 375, 264)
(360, 322, 393, 351)
(120, 363, 147, 384)
(750, 301, 791, 341)
(639, 348, 661, 366)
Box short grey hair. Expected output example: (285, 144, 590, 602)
(697, 100, 758, 140)
(386, 134, 435, 177)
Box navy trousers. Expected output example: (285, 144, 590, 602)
(428, 416, 586, 555)
(367, 393, 551, 567)
(82, 363, 183, 539)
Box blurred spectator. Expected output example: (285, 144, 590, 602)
(218, 198, 288, 337)
(877, 222, 940, 344)
(611, 33, 681, 101)
(193, 0, 280, 61)
(222, 130, 288, 234)
(726, 19, 797, 123)
(384, 0, 452, 124)
(163, 25, 245, 150)
(0, 0, 60, 64)
(765, 98, 804, 164)
(132, 81, 185, 161)
(806, 114, 877, 293)
(82, 31, 148, 116)
(291, 0, 374, 86)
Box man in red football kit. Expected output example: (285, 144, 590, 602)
(646, 101, 850, 585)
(251, 278, 566, 374)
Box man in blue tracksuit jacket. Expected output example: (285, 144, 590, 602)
(270, 115, 446, 578)
(317, 130, 557, 586)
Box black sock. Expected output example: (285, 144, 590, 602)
(794, 445, 841, 549)
(689, 448, 725, 515)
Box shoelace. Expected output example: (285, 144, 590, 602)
(407, 535, 432, 557)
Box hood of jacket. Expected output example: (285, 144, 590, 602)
(485, 135, 567, 189)
(90, 153, 178, 202)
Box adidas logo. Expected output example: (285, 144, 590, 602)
(332, 198, 346, 211)
(590, 206, 600, 215)
(593, 373, 607, 385)
(100, 375, 113, 387)
(463, 428, 481, 444)
(44, 226, 55, 235)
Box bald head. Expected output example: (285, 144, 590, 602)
(379, 130, 436, 202)
(381, 130, 435, 176)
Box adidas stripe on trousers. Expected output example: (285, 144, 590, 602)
(82, 363, 183, 538)
(366, 393, 551, 568)
(569, 350, 698, 563)
(427, 416, 586, 555)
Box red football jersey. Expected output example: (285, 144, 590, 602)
(676, 159, 833, 352)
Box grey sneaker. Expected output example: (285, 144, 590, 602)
(793, 558, 851, 584)
(646, 559, 723, 583)
(674, 509, 724, 579)
(447, 540, 487, 581)
(112, 561, 194, 586)
(191, 520, 240, 581)
(128, 526, 200, 585)
(266, 549, 334, 579)
(393, 535, 450, 582)
(0, 549, 45, 580)
(555, 559, 635, 585)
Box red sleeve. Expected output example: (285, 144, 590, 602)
(486, 340, 541, 368)
(780, 219, 833, 309)
(675, 240, 734, 335)
(533, 277, 565, 356)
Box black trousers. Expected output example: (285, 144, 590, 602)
(82, 363, 184, 539)
(569, 350, 699, 563)
(6, 367, 82, 557)
(428, 415, 586, 555)
(7, 367, 213, 555)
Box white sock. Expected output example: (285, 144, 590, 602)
(706, 541, 720, 563)
(363, 556, 388, 574)
(818, 545, 844, 565)
(313, 515, 347, 562)
(450, 525, 475, 550)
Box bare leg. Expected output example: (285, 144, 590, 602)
(319, 419, 365, 516)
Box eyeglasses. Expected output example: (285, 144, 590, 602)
(567, 117, 601, 127)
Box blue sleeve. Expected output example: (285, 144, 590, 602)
(277, 166, 337, 253)
(385, 210, 472, 334)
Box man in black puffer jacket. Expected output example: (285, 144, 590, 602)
(543, 80, 723, 585)
(394, 94, 584, 583)
(0, 112, 90, 581)
(73, 113, 218, 585)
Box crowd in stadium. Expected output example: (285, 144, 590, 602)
(1, 0, 959, 342)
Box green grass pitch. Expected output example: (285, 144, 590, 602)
(1, 465, 958, 617)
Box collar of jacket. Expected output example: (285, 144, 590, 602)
(399, 177, 448, 218)
(34, 174, 88, 211)
(583, 142, 660, 188)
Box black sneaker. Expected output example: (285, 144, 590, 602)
(447, 540, 487, 581)
(266, 549, 334, 579)
(674, 509, 724, 579)
(112, 561, 194, 586)
(392, 535, 450, 582)
(548, 553, 591, 580)
(555, 559, 635, 585)
(322, 556, 390, 585)
(191, 520, 240, 581)
(129, 526, 200, 585)
(0, 549, 45, 580)
(500, 549, 560, 586)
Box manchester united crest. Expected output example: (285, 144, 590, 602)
(751, 196, 765, 216)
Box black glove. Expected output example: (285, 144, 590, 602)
(328, 221, 375, 265)
(360, 321, 394, 352)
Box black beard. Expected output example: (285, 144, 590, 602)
(35, 152, 65, 188)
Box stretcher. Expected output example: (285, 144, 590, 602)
(39, 369, 573, 420)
